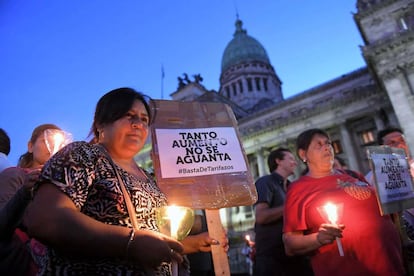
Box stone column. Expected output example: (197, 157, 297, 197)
(383, 77, 414, 156)
(339, 123, 358, 170)
(256, 148, 267, 177)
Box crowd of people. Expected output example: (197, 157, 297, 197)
(0, 86, 412, 275)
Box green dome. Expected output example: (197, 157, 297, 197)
(221, 19, 270, 71)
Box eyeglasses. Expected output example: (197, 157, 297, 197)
(383, 134, 406, 148)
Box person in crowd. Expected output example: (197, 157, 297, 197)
(253, 147, 313, 276)
(367, 126, 414, 266)
(377, 126, 410, 156)
(25, 87, 227, 275)
(0, 123, 68, 275)
(0, 124, 64, 209)
(283, 128, 405, 275)
(365, 126, 413, 185)
(0, 128, 11, 173)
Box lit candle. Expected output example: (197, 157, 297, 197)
(323, 202, 344, 256)
(44, 129, 69, 156)
(245, 234, 250, 242)
(166, 206, 190, 276)
(166, 205, 188, 239)
(51, 131, 65, 155)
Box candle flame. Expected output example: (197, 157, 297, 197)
(51, 132, 65, 154)
(323, 202, 338, 225)
(44, 129, 71, 156)
(166, 205, 188, 239)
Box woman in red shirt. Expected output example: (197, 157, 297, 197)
(283, 128, 405, 276)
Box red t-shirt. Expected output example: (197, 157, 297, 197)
(284, 172, 405, 276)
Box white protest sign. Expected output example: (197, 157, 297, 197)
(155, 127, 247, 178)
(367, 146, 414, 214)
(371, 153, 414, 203)
(150, 99, 257, 209)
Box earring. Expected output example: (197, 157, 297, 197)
(98, 130, 104, 140)
(303, 159, 307, 163)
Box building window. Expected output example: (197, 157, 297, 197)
(360, 130, 375, 145)
(238, 80, 243, 93)
(243, 206, 253, 218)
(232, 83, 237, 96)
(263, 78, 268, 91)
(247, 78, 253, 92)
(255, 78, 261, 91)
(332, 140, 343, 154)
(225, 86, 230, 98)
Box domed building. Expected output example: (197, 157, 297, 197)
(219, 18, 283, 112)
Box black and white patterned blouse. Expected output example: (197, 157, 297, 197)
(34, 141, 170, 275)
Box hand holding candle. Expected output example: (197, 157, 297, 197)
(156, 206, 194, 276)
(322, 202, 344, 256)
(156, 205, 194, 240)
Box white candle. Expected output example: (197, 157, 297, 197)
(323, 203, 344, 257)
